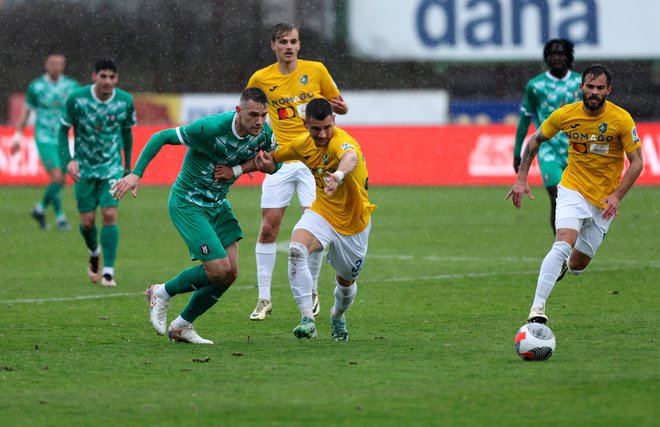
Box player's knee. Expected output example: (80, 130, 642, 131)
(289, 242, 309, 263)
(101, 210, 117, 225)
(204, 261, 236, 286)
(259, 222, 280, 242)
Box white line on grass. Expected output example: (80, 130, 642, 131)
(3, 262, 656, 305)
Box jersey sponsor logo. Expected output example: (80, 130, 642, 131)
(570, 124, 580, 129)
(571, 142, 588, 154)
(564, 131, 614, 143)
(590, 143, 609, 155)
(299, 75, 308, 85)
(269, 85, 279, 92)
(200, 244, 210, 256)
(271, 92, 315, 107)
(277, 106, 297, 120)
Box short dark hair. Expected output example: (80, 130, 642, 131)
(305, 98, 333, 120)
(270, 23, 299, 42)
(240, 87, 268, 106)
(543, 38, 574, 68)
(582, 64, 611, 86)
(94, 58, 117, 73)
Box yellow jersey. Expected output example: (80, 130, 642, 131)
(247, 60, 340, 146)
(541, 101, 642, 207)
(272, 127, 376, 235)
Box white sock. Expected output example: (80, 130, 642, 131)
(256, 242, 277, 301)
(331, 281, 357, 320)
(102, 266, 114, 277)
(89, 248, 101, 257)
(155, 284, 171, 302)
(170, 315, 190, 329)
(532, 241, 572, 309)
(288, 242, 314, 318)
(308, 249, 323, 293)
(35, 203, 44, 214)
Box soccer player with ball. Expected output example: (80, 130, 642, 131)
(507, 64, 644, 325)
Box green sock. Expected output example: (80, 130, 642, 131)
(50, 183, 64, 218)
(79, 224, 98, 252)
(180, 284, 229, 323)
(164, 265, 212, 296)
(41, 183, 59, 209)
(100, 224, 119, 268)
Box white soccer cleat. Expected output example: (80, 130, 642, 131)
(168, 323, 214, 345)
(101, 273, 117, 287)
(145, 284, 168, 335)
(249, 298, 272, 321)
(312, 290, 320, 317)
(527, 306, 548, 324)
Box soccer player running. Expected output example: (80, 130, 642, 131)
(513, 39, 582, 234)
(254, 98, 375, 340)
(12, 54, 79, 230)
(242, 23, 349, 321)
(59, 59, 136, 288)
(111, 88, 279, 345)
(506, 65, 644, 324)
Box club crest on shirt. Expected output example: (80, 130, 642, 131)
(598, 122, 607, 134)
(322, 154, 328, 165)
(200, 244, 210, 256)
(299, 74, 308, 85)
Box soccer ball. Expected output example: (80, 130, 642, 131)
(514, 323, 556, 361)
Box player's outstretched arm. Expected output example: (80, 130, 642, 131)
(601, 147, 644, 220)
(506, 127, 547, 208)
(324, 150, 358, 196)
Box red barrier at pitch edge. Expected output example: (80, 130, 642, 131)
(2, 124, 660, 186)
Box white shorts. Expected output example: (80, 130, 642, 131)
(555, 185, 613, 258)
(294, 210, 371, 282)
(260, 161, 316, 209)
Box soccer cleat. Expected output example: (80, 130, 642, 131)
(293, 316, 318, 339)
(145, 284, 168, 335)
(101, 273, 117, 287)
(31, 208, 49, 230)
(55, 218, 72, 231)
(168, 323, 214, 344)
(87, 255, 101, 283)
(249, 299, 272, 321)
(556, 261, 568, 283)
(330, 309, 349, 341)
(527, 306, 548, 324)
(312, 290, 320, 317)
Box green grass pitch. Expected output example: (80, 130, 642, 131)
(1, 185, 658, 426)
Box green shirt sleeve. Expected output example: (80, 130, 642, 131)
(132, 128, 180, 177)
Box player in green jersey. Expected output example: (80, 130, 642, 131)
(513, 39, 582, 234)
(110, 87, 280, 344)
(59, 58, 136, 288)
(12, 54, 79, 230)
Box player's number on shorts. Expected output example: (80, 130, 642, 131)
(351, 258, 364, 275)
(108, 179, 117, 195)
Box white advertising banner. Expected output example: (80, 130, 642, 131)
(348, 0, 660, 60)
(180, 90, 449, 125)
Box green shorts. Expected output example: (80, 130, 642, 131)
(168, 194, 243, 262)
(36, 142, 63, 171)
(74, 176, 121, 213)
(537, 144, 568, 188)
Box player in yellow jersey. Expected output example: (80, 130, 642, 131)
(506, 65, 644, 324)
(254, 98, 375, 340)
(244, 23, 348, 321)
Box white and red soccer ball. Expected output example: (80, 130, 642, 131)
(514, 323, 556, 361)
